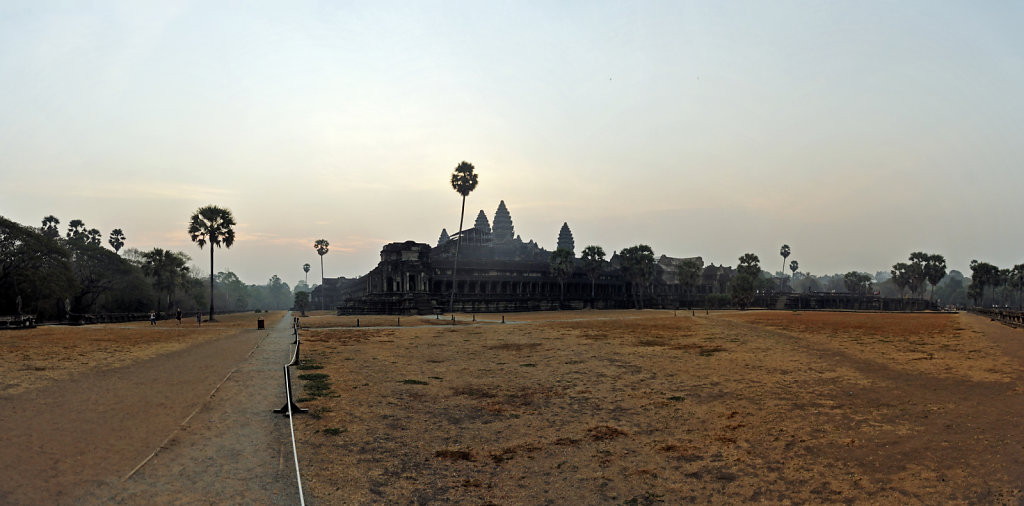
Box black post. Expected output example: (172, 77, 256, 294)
(273, 366, 308, 416)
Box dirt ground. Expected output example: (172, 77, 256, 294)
(0, 311, 291, 504)
(0, 311, 285, 395)
(293, 310, 1024, 504)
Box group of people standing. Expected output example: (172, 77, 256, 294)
(148, 307, 203, 327)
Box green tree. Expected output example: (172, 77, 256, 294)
(891, 262, 912, 298)
(188, 205, 236, 321)
(449, 161, 479, 313)
(923, 254, 946, 302)
(1, 216, 75, 319)
(730, 253, 760, 309)
(303, 262, 310, 285)
(779, 244, 790, 289)
(789, 260, 799, 289)
(314, 239, 329, 310)
(549, 248, 575, 305)
(141, 248, 191, 312)
(108, 228, 125, 253)
(1011, 264, 1024, 310)
(294, 291, 310, 317)
(969, 260, 999, 307)
(580, 245, 606, 300)
(618, 244, 655, 309)
(41, 215, 60, 239)
(843, 271, 873, 294)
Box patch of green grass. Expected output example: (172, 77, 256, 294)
(565, 360, 584, 365)
(322, 427, 346, 436)
(297, 363, 323, 370)
(520, 363, 537, 367)
(299, 373, 331, 398)
(667, 396, 686, 402)
(296, 396, 313, 403)
(401, 379, 429, 385)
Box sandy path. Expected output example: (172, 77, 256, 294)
(0, 313, 296, 505)
(97, 313, 301, 505)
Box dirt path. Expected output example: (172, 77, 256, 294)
(0, 312, 297, 505)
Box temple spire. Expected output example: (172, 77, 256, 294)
(557, 222, 575, 255)
(492, 200, 514, 242)
(474, 210, 491, 234)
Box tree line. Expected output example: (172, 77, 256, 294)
(0, 213, 294, 321)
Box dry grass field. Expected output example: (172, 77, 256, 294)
(0, 311, 284, 395)
(293, 310, 1024, 504)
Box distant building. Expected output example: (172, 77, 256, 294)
(337, 201, 715, 314)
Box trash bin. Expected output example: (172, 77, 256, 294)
(257, 318, 265, 330)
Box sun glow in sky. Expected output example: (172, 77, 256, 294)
(2, 1, 1023, 286)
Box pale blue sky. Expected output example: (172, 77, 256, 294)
(1, 1, 1022, 285)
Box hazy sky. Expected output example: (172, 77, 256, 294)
(2, 1, 1022, 286)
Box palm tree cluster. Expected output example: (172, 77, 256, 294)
(891, 252, 946, 301)
(967, 260, 1024, 308)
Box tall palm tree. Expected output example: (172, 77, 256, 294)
(108, 228, 125, 253)
(188, 205, 236, 321)
(449, 161, 479, 313)
(314, 239, 329, 310)
(789, 260, 798, 280)
(303, 263, 311, 285)
(779, 244, 790, 289)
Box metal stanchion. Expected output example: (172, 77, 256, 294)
(273, 366, 308, 416)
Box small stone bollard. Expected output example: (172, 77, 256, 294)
(501, 315, 505, 324)
(357, 318, 360, 328)
(397, 317, 400, 326)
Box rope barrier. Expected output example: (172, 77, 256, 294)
(274, 319, 308, 505)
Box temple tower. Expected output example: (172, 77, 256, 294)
(437, 228, 450, 246)
(492, 200, 514, 242)
(557, 222, 575, 255)
(474, 210, 491, 234)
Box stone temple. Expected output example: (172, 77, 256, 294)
(320, 200, 707, 315)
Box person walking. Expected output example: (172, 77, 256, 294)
(175, 307, 182, 326)
(196, 310, 202, 327)
(149, 311, 156, 326)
